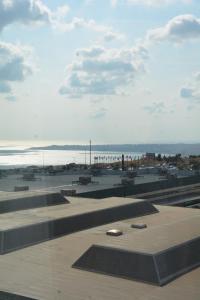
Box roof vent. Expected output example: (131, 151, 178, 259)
(131, 223, 147, 229)
(106, 229, 123, 236)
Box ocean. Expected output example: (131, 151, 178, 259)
(0, 141, 143, 168)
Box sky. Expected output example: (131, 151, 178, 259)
(0, 0, 200, 145)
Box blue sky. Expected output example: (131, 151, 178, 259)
(0, 0, 200, 144)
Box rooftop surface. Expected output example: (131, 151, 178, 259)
(91, 215, 200, 254)
(0, 174, 163, 193)
(0, 200, 199, 299)
(0, 197, 151, 230)
(0, 190, 63, 202)
(129, 183, 200, 207)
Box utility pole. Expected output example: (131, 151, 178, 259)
(84, 146, 87, 167)
(122, 154, 125, 171)
(89, 140, 92, 167)
(42, 151, 45, 171)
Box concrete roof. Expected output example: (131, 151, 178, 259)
(0, 174, 163, 193)
(0, 197, 147, 230)
(0, 190, 60, 202)
(93, 215, 200, 254)
(0, 204, 199, 299)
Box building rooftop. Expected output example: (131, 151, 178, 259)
(129, 182, 200, 207)
(0, 196, 156, 230)
(0, 173, 163, 193)
(0, 192, 199, 299)
(0, 190, 68, 214)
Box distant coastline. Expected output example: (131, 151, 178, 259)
(28, 143, 200, 156)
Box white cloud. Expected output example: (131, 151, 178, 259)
(180, 72, 200, 104)
(53, 16, 120, 40)
(143, 101, 175, 114)
(111, 0, 192, 7)
(103, 30, 124, 42)
(0, 81, 11, 93)
(148, 15, 200, 43)
(0, 0, 53, 31)
(60, 45, 147, 97)
(129, 0, 192, 6)
(0, 0, 101, 34)
(0, 0, 123, 97)
(76, 46, 105, 58)
(90, 107, 107, 119)
(0, 41, 33, 95)
(54, 5, 70, 21)
(53, 17, 106, 32)
(143, 101, 166, 114)
(0, 0, 73, 32)
(5, 95, 16, 101)
(0, 0, 120, 41)
(194, 71, 200, 81)
(181, 87, 200, 102)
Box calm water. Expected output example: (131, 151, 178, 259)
(0, 142, 143, 168)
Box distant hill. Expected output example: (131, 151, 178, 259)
(28, 144, 200, 156)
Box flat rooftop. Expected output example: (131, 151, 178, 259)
(0, 190, 68, 214)
(0, 201, 199, 299)
(129, 182, 200, 208)
(0, 197, 154, 230)
(91, 215, 200, 254)
(0, 196, 157, 254)
(0, 190, 64, 202)
(0, 173, 163, 193)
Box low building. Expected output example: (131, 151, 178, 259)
(146, 152, 156, 160)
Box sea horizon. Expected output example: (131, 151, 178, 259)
(0, 141, 199, 169)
